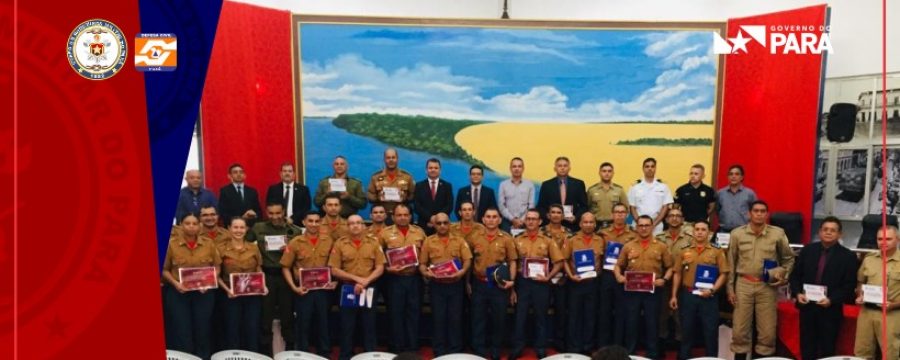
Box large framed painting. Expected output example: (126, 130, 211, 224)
(293, 16, 725, 216)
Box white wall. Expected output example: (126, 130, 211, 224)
(233, 0, 898, 79)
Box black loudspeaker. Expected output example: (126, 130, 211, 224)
(826, 103, 858, 143)
(857, 214, 899, 249)
(770, 212, 804, 244)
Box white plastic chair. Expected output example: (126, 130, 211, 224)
(166, 350, 202, 360)
(542, 353, 591, 360)
(274, 351, 330, 360)
(211, 349, 274, 360)
(350, 352, 396, 360)
(433, 354, 488, 360)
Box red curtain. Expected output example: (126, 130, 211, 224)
(201, 1, 295, 201)
(717, 5, 828, 243)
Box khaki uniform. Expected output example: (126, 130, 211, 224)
(328, 235, 386, 278)
(673, 242, 729, 358)
(469, 231, 518, 280)
(421, 234, 473, 266)
(218, 240, 263, 279)
(172, 225, 230, 247)
(515, 232, 566, 264)
(420, 234, 473, 276)
(565, 233, 607, 271)
(655, 227, 693, 339)
(163, 235, 222, 282)
(674, 243, 729, 289)
(600, 225, 638, 245)
(377, 224, 427, 276)
(313, 175, 367, 218)
(726, 224, 795, 355)
(616, 238, 673, 277)
(367, 169, 415, 214)
(320, 216, 349, 243)
(451, 221, 486, 246)
(280, 233, 334, 271)
(855, 250, 900, 359)
(367, 223, 386, 237)
(587, 182, 629, 223)
(542, 225, 572, 252)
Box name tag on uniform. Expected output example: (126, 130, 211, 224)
(383, 187, 401, 202)
(329, 178, 347, 192)
(265, 235, 287, 251)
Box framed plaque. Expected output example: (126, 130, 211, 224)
(230, 272, 266, 296)
(179, 266, 218, 291)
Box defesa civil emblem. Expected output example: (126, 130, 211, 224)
(67, 19, 127, 80)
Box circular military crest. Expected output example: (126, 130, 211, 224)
(66, 19, 127, 80)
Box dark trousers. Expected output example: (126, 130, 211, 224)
(623, 290, 661, 358)
(295, 290, 332, 357)
(597, 270, 625, 347)
(386, 274, 421, 352)
(678, 291, 719, 359)
(224, 295, 262, 352)
(471, 280, 509, 358)
(799, 303, 843, 360)
(431, 280, 465, 356)
(567, 278, 598, 353)
(261, 268, 294, 352)
(165, 288, 215, 360)
(551, 282, 567, 349)
(512, 279, 551, 355)
(339, 289, 377, 360)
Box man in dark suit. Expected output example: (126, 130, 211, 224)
(413, 158, 454, 235)
(537, 156, 587, 231)
(218, 163, 262, 227)
(455, 165, 497, 223)
(789, 216, 859, 360)
(265, 162, 311, 225)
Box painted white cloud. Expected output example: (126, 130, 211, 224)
(301, 31, 716, 122)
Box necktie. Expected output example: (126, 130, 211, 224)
(430, 180, 437, 200)
(285, 184, 293, 219)
(473, 187, 480, 216)
(815, 247, 828, 283)
(237, 185, 244, 201)
(559, 179, 567, 205)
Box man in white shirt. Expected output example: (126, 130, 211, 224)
(627, 157, 673, 234)
(498, 157, 535, 233)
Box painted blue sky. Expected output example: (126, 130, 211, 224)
(299, 24, 717, 122)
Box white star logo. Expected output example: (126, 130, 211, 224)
(729, 31, 752, 54)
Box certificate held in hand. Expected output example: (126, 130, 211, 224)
(328, 178, 347, 192)
(300, 267, 332, 290)
(430, 259, 461, 278)
(179, 266, 218, 291)
(692, 264, 718, 295)
(574, 249, 597, 278)
(230, 272, 266, 296)
(386, 244, 419, 269)
(523, 257, 550, 279)
(624, 271, 655, 293)
(603, 243, 623, 271)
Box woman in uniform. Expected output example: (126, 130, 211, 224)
(216, 217, 266, 352)
(162, 213, 222, 359)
